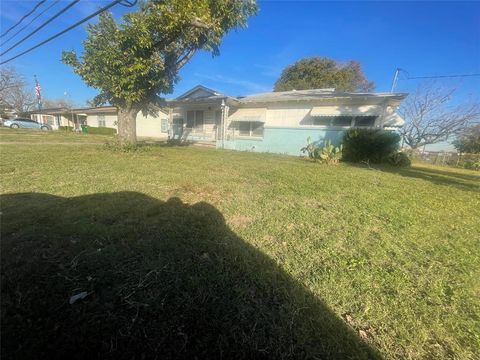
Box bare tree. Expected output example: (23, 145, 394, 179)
(399, 82, 480, 150)
(42, 98, 75, 109)
(0, 66, 36, 116)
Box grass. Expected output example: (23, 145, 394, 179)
(0, 127, 114, 143)
(1, 128, 479, 359)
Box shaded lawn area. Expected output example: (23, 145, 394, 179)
(1, 137, 479, 359)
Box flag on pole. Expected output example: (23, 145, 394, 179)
(34, 75, 42, 110)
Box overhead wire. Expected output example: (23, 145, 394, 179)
(1, 0, 80, 57)
(1, 0, 47, 37)
(1, 0, 61, 48)
(1, 0, 137, 65)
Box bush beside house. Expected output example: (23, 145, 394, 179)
(342, 128, 404, 164)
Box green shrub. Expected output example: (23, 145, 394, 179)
(463, 160, 480, 171)
(388, 152, 411, 167)
(59, 126, 74, 131)
(103, 139, 149, 153)
(88, 126, 117, 135)
(342, 128, 400, 163)
(301, 138, 342, 164)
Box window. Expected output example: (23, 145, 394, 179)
(161, 119, 168, 133)
(215, 110, 222, 124)
(186, 111, 195, 128)
(332, 116, 354, 127)
(354, 116, 377, 127)
(312, 115, 376, 127)
(238, 121, 264, 137)
(313, 117, 333, 126)
(98, 115, 106, 127)
(195, 110, 204, 130)
(42, 115, 54, 126)
(239, 122, 250, 136)
(186, 110, 204, 131)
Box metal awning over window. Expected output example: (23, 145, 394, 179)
(229, 108, 267, 122)
(383, 113, 405, 127)
(310, 105, 382, 117)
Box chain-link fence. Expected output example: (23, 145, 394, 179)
(410, 151, 480, 170)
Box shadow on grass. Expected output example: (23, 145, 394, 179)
(349, 163, 479, 192)
(1, 192, 380, 360)
(389, 166, 479, 191)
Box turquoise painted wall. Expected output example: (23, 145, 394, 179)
(219, 127, 345, 156)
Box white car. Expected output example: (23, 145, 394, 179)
(3, 118, 52, 130)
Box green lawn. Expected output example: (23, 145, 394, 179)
(1, 129, 479, 359)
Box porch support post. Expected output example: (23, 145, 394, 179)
(221, 100, 229, 149)
(168, 107, 173, 139)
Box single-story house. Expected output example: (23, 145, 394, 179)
(29, 85, 407, 156)
(30, 106, 169, 139)
(167, 85, 407, 155)
(30, 107, 77, 129)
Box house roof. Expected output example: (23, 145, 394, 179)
(176, 85, 224, 100)
(71, 106, 117, 114)
(237, 88, 408, 103)
(167, 84, 239, 106)
(28, 107, 70, 115)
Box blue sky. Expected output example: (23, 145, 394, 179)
(1, 0, 479, 106)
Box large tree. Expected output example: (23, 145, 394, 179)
(453, 124, 480, 153)
(273, 56, 374, 92)
(0, 66, 36, 116)
(62, 0, 257, 144)
(399, 82, 480, 150)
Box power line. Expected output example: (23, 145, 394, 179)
(0, 0, 136, 65)
(1, 0, 61, 48)
(405, 73, 480, 80)
(1, 0, 80, 57)
(391, 67, 480, 92)
(0, 0, 47, 38)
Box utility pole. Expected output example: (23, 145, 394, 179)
(390, 68, 401, 93)
(34, 75, 42, 124)
(64, 91, 74, 131)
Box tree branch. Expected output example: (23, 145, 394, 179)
(175, 48, 196, 70)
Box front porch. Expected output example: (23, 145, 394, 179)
(167, 102, 231, 145)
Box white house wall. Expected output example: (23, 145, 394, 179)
(85, 112, 168, 139)
(229, 99, 401, 129)
(86, 114, 117, 129)
(136, 112, 168, 139)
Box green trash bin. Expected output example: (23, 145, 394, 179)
(81, 125, 88, 134)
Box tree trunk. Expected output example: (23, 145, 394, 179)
(117, 106, 138, 145)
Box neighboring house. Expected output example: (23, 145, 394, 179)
(29, 108, 78, 130)
(167, 85, 407, 155)
(30, 105, 170, 139)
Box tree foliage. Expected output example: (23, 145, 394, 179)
(453, 124, 480, 153)
(273, 56, 374, 92)
(62, 0, 257, 144)
(399, 82, 480, 149)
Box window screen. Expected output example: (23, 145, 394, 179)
(161, 119, 168, 132)
(312, 117, 331, 126)
(98, 115, 106, 127)
(331, 116, 354, 127)
(239, 122, 250, 136)
(355, 116, 377, 127)
(195, 111, 204, 129)
(186, 111, 195, 128)
(251, 122, 264, 137)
